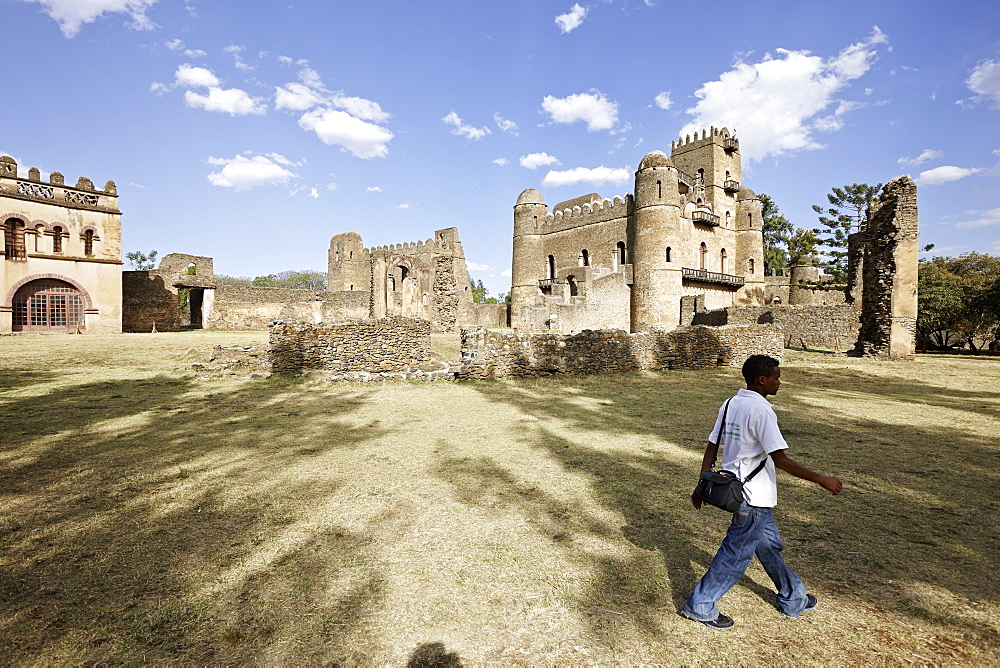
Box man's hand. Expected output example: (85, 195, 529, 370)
(819, 475, 843, 495)
(691, 490, 704, 509)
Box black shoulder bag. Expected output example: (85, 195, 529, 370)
(694, 398, 768, 513)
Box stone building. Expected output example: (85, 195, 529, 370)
(1, 156, 122, 333)
(328, 226, 476, 332)
(510, 127, 766, 333)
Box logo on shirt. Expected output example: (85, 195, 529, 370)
(721, 421, 741, 445)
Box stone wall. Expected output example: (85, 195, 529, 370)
(458, 324, 782, 380)
(692, 304, 859, 351)
(465, 303, 510, 329)
(269, 317, 431, 373)
(207, 286, 368, 330)
(122, 270, 182, 331)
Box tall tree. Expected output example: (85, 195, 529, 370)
(125, 249, 158, 271)
(470, 278, 488, 303)
(787, 228, 820, 267)
(917, 253, 1000, 351)
(811, 183, 881, 280)
(758, 193, 793, 272)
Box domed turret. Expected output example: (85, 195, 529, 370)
(516, 187, 545, 206)
(638, 150, 673, 170)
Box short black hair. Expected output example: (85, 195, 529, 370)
(742, 354, 780, 385)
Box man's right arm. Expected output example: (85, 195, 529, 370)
(769, 450, 843, 495)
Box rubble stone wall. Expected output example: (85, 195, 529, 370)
(458, 324, 783, 380)
(269, 317, 431, 373)
(207, 285, 368, 330)
(693, 304, 860, 351)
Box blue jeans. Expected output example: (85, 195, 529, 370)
(683, 504, 809, 620)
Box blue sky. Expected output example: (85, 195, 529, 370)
(2, 0, 999, 298)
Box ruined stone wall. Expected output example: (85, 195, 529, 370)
(122, 270, 183, 331)
(269, 317, 430, 373)
(464, 303, 510, 329)
(854, 177, 918, 359)
(692, 304, 859, 351)
(207, 286, 368, 330)
(458, 324, 782, 380)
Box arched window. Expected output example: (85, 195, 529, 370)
(12, 278, 86, 331)
(567, 275, 578, 297)
(748, 213, 753, 228)
(617, 241, 627, 266)
(4, 219, 26, 260)
(697, 168, 705, 185)
(579, 249, 590, 267)
(547, 255, 556, 280)
(349, 250, 354, 259)
(699, 243, 707, 270)
(187, 262, 197, 275)
(720, 248, 727, 273)
(533, 215, 538, 231)
(388, 275, 396, 291)
(52, 226, 63, 253)
(725, 211, 731, 228)
(349, 284, 354, 291)
(665, 247, 672, 263)
(656, 180, 662, 199)
(748, 258, 755, 274)
(399, 265, 409, 282)
(83, 229, 95, 256)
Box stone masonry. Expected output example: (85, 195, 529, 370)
(269, 317, 431, 374)
(458, 324, 782, 380)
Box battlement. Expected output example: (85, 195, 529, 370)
(366, 238, 436, 254)
(541, 193, 633, 234)
(0, 155, 119, 211)
(671, 127, 738, 155)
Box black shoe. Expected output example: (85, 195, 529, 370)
(803, 594, 817, 612)
(698, 613, 735, 630)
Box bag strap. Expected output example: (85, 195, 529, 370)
(712, 397, 768, 484)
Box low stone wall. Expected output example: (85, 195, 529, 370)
(458, 325, 783, 380)
(208, 286, 369, 330)
(122, 271, 183, 331)
(464, 303, 510, 329)
(693, 304, 859, 351)
(269, 317, 431, 373)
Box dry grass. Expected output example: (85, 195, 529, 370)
(1, 332, 998, 665)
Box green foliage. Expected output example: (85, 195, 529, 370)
(470, 279, 488, 304)
(811, 183, 881, 280)
(787, 228, 820, 267)
(125, 249, 158, 271)
(251, 270, 327, 290)
(918, 253, 1000, 351)
(213, 274, 252, 286)
(759, 193, 793, 271)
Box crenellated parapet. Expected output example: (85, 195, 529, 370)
(671, 126, 738, 155)
(0, 155, 119, 212)
(541, 193, 633, 234)
(367, 238, 436, 255)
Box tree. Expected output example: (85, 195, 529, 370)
(787, 228, 820, 267)
(917, 253, 1000, 351)
(811, 183, 881, 280)
(470, 279, 488, 303)
(125, 249, 158, 270)
(758, 193, 793, 272)
(251, 270, 327, 290)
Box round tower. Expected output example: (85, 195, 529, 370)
(735, 186, 766, 305)
(328, 232, 368, 292)
(511, 188, 547, 330)
(630, 150, 681, 331)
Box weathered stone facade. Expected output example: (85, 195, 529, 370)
(510, 128, 767, 334)
(458, 324, 782, 380)
(853, 176, 919, 359)
(1, 155, 122, 333)
(269, 317, 430, 374)
(691, 301, 860, 351)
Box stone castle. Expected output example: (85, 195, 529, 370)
(511, 127, 765, 333)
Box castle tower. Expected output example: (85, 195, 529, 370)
(734, 187, 766, 305)
(327, 232, 368, 292)
(671, 127, 741, 214)
(511, 188, 547, 330)
(630, 150, 682, 331)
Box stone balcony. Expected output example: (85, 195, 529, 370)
(691, 210, 721, 227)
(682, 267, 745, 288)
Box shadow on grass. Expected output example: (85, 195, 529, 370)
(461, 365, 999, 651)
(0, 374, 390, 664)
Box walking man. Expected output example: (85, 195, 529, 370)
(682, 355, 843, 630)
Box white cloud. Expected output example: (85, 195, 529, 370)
(331, 95, 390, 123)
(492, 158, 509, 166)
(519, 152, 561, 169)
(915, 165, 983, 186)
(184, 49, 206, 58)
(541, 90, 619, 132)
(898, 149, 944, 167)
(955, 207, 1000, 229)
(467, 262, 490, 271)
(276, 67, 391, 123)
(165, 38, 184, 51)
(185, 87, 266, 116)
(366, 186, 382, 192)
(542, 166, 631, 188)
(494, 113, 519, 134)
(309, 188, 319, 199)
(680, 27, 888, 162)
(299, 108, 393, 159)
(500, 268, 512, 277)
(555, 3, 587, 33)
(174, 64, 219, 88)
(653, 92, 672, 110)
(396, 203, 412, 209)
(25, 0, 158, 38)
(442, 111, 492, 140)
(206, 153, 300, 191)
(964, 60, 1000, 108)
(274, 82, 326, 111)
(326, 183, 338, 191)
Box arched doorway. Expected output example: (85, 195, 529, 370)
(12, 278, 86, 331)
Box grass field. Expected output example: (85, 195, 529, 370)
(1, 331, 998, 665)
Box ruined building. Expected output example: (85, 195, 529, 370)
(510, 128, 766, 333)
(1, 156, 122, 333)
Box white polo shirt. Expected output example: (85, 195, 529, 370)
(708, 388, 789, 507)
